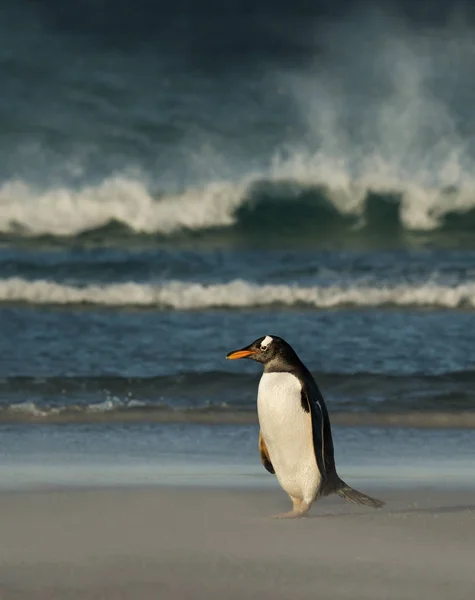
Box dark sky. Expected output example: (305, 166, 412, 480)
(12, 0, 475, 33)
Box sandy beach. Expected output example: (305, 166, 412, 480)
(0, 485, 474, 600)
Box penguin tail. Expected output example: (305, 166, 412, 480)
(336, 481, 384, 509)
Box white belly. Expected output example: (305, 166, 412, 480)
(257, 372, 321, 503)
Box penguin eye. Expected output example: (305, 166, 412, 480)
(259, 336, 273, 352)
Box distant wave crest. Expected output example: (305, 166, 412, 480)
(2, 168, 475, 241)
(3, 277, 475, 309)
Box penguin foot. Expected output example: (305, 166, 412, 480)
(271, 499, 310, 519)
(271, 510, 305, 519)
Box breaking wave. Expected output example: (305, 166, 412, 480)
(2, 168, 475, 243)
(3, 277, 475, 309)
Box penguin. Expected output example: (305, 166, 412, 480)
(226, 335, 384, 518)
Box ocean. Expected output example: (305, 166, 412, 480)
(1, 0, 475, 490)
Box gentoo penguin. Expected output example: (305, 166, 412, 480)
(226, 335, 384, 518)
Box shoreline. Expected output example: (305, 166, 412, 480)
(1, 457, 474, 494)
(2, 409, 475, 428)
(1, 423, 474, 493)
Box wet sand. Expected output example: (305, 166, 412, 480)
(0, 485, 474, 599)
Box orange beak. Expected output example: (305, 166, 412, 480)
(226, 349, 257, 360)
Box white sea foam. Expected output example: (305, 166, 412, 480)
(0, 176, 247, 236)
(1, 164, 475, 238)
(2, 277, 475, 309)
(5, 401, 48, 417)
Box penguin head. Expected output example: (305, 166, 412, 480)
(226, 335, 298, 368)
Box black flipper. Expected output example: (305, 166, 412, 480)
(301, 373, 384, 509)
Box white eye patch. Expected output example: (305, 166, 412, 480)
(260, 335, 273, 350)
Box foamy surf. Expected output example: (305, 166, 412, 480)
(0, 176, 245, 237)
(2, 163, 475, 240)
(3, 277, 475, 309)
